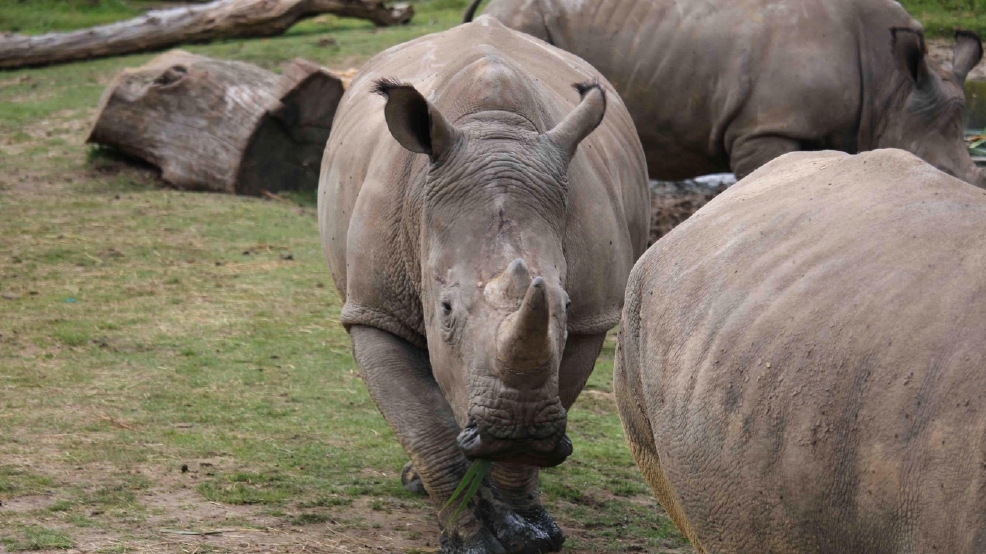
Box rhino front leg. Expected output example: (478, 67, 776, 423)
(349, 325, 546, 554)
(488, 333, 608, 552)
(728, 134, 800, 180)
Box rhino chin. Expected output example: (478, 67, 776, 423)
(457, 422, 573, 467)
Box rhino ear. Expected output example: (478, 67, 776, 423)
(953, 30, 984, 85)
(544, 81, 606, 158)
(891, 28, 932, 89)
(373, 79, 460, 160)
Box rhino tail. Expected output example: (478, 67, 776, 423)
(462, 0, 485, 23)
(573, 80, 605, 101)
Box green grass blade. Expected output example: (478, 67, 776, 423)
(440, 459, 492, 526)
(441, 460, 483, 513)
(448, 465, 488, 525)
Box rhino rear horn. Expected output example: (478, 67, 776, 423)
(373, 78, 461, 161)
(496, 276, 551, 373)
(953, 30, 984, 85)
(544, 81, 606, 158)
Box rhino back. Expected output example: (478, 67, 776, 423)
(623, 149, 986, 552)
(483, 0, 919, 180)
(318, 16, 649, 345)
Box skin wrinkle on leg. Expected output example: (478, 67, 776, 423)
(350, 325, 468, 501)
(491, 463, 540, 509)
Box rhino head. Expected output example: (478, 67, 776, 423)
(374, 78, 606, 467)
(879, 28, 984, 188)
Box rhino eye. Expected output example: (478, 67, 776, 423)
(441, 301, 452, 316)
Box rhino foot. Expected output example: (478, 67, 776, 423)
(401, 461, 427, 496)
(441, 482, 563, 554)
(440, 526, 507, 554)
(517, 506, 564, 553)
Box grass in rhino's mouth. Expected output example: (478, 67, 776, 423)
(442, 459, 493, 526)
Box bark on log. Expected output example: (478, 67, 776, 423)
(87, 50, 346, 195)
(0, 0, 413, 70)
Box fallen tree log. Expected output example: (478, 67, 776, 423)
(0, 0, 412, 70)
(87, 50, 346, 195)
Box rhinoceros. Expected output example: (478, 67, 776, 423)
(464, 0, 986, 187)
(318, 15, 649, 553)
(614, 148, 986, 553)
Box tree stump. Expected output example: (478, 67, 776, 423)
(0, 0, 413, 70)
(87, 50, 346, 195)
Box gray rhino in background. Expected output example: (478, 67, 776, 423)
(615, 148, 986, 554)
(465, 0, 986, 187)
(318, 15, 650, 554)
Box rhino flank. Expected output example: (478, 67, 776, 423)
(615, 148, 986, 553)
(318, 16, 649, 553)
(465, 0, 986, 187)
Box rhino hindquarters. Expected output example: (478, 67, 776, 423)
(614, 276, 705, 553)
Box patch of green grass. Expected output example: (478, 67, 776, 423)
(1, 525, 73, 551)
(48, 500, 75, 512)
(290, 512, 334, 525)
(198, 472, 304, 506)
(0, 466, 55, 496)
(297, 495, 352, 508)
(900, 0, 986, 37)
(0, 0, 170, 35)
(51, 324, 91, 347)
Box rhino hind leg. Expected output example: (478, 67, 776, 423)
(729, 135, 801, 180)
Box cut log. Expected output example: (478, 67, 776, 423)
(0, 0, 413, 70)
(87, 50, 346, 195)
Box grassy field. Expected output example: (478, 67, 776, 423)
(0, 1, 687, 552)
(900, 0, 986, 37)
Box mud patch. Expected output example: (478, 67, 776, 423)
(649, 175, 734, 246)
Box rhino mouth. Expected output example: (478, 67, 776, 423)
(457, 420, 573, 467)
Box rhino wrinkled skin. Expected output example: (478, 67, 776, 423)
(468, 0, 986, 187)
(318, 16, 649, 553)
(615, 148, 986, 553)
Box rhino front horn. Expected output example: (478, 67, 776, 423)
(496, 276, 552, 373)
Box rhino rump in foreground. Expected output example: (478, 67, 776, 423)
(615, 148, 986, 553)
(467, 0, 986, 187)
(318, 15, 649, 553)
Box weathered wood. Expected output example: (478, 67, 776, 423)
(87, 50, 346, 195)
(0, 0, 412, 70)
